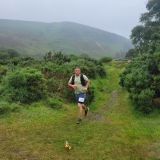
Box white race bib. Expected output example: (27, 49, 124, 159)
(79, 97, 85, 102)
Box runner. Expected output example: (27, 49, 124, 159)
(68, 67, 90, 124)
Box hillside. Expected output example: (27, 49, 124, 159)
(0, 19, 132, 58)
(0, 62, 160, 160)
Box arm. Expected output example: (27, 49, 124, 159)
(68, 83, 76, 89)
(68, 76, 76, 89)
(68, 76, 77, 89)
(83, 79, 90, 92)
(85, 80, 90, 89)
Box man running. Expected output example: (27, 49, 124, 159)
(68, 67, 90, 124)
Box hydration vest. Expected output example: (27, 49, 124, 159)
(70, 74, 87, 87)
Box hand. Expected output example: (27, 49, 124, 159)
(83, 87, 88, 93)
(72, 84, 77, 89)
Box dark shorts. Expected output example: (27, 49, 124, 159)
(75, 93, 86, 104)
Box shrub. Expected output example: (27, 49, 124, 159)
(120, 52, 160, 113)
(96, 65, 106, 78)
(46, 97, 63, 109)
(125, 49, 137, 59)
(137, 89, 154, 113)
(0, 101, 20, 115)
(44, 51, 71, 64)
(85, 86, 95, 106)
(0, 66, 7, 82)
(100, 57, 112, 63)
(0, 49, 20, 65)
(3, 68, 46, 103)
(62, 83, 75, 102)
(46, 78, 58, 93)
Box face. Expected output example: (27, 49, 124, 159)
(74, 68, 81, 76)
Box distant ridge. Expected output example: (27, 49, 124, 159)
(0, 19, 132, 58)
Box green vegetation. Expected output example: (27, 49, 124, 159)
(131, 0, 160, 54)
(0, 48, 20, 64)
(121, 0, 160, 113)
(0, 101, 20, 114)
(0, 50, 106, 114)
(46, 97, 63, 110)
(0, 1, 159, 159)
(99, 56, 113, 63)
(2, 68, 46, 103)
(120, 52, 160, 113)
(0, 20, 132, 59)
(0, 62, 160, 160)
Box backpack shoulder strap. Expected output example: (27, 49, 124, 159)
(71, 75, 75, 85)
(80, 74, 86, 86)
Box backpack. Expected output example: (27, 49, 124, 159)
(70, 74, 87, 86)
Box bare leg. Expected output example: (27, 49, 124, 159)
(82, 104, 86, 109)
(78, 103, 84, 120)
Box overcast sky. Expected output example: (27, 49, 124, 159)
(0, 0, 147, 38)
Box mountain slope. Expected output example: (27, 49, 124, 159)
(0, 19, 132, 58)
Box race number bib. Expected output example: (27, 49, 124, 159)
(78, 97, 85, 102)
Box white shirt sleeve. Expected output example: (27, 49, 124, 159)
(83, 75, 89, 81)
(68, 76, 73, 84)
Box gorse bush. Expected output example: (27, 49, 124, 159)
(46, 78, 58, 94)
(99, 57, 112, 63)
(120, 0, 160, 113)
(85, 86, 95, 106)
(0, 51, 106, 109)
(125, 49, 137, 59)
(43, 51, 106, 78)
(3, 68, 46, 103)
(0, 66, 7, 82)
(44, 51, 71, 65)
(46, 97, 63, 110)
(120, 52, 160, 113)
(0, 101, 20, 115)
(0, 49, 20, 65)
(66, 58, 106, 79)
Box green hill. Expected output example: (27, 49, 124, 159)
(0, 19, 132, 58)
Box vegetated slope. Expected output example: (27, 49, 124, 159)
(0, 19, 132, 58)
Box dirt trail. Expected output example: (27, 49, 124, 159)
(87, 90, 119, 121)
(104, 90, 118, 108)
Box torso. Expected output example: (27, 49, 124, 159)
(74, 75, 84, 94)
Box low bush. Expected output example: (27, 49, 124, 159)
(0, 101, 20, 115)
(46, 97, 63, 109)
(2, 68, 46, 103)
